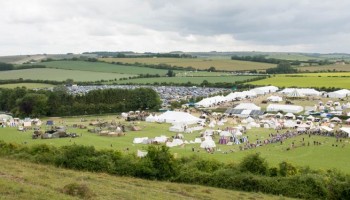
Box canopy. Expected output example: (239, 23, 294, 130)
(200, 137, 216, 148)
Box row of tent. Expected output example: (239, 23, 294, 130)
(195, 86, 350, 108)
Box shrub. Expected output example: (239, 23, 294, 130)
(62, 183, 94, 199)
(239, 153, 269, 175)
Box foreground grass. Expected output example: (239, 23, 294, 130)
(0, 68, 134, 82)
(0, 83, 54, 89)
(0, 158, 291, 200)
(101, 57, 275, 71)
(248, 74, 350, 89)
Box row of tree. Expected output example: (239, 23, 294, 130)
(0, 87, 161, 117)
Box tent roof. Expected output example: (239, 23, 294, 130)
(157, 111, 202, 124)
(234, 103, 261, 110)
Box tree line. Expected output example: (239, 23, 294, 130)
(0, 62, 46, 71)
(0, 87, 161, 117)
(0, 143, 349, 199)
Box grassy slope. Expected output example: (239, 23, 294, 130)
(0, 83, 54, 89)
(1, 114, 350, 173)
(116, 76, 258, 84)
(43, 61, 170, 75)
(101, 58, 275, 71)
(0, 68, 134, 82)
(0, 158, 292, 200)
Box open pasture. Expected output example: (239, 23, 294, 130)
(116, 76, 258, 85)
(1, 115, 350, 173)
(0, 83, 54, 89)
(42, 60, 171, 75)
(101, 57, 275, 71)
(0, 68, 134, 82)
(249, 74, 350, 89)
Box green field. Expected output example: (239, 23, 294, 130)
(101, 57, 276, 71)
(0, 68, 135, 82)
(266, 53, 319, 61)
(1, 115, 350, 173)
(0, 83, 54, 89)
(249, 73, 350, 89)
(0, 158, 291, 200)
(116, 76, 258, 84)
(42, 60, 171, 75)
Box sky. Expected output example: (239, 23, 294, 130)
(1, 0, 350, 55)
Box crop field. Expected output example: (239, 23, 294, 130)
(0, 68, 134, 82)
(297, 64, 350, 72)
(0, 83, 54, 89)
(42, 60, 171, 75)
(101, 57, 275, 71)
(249, 74, 350, 89)
(0, 158, 290, 200)
(1, 115, 350, 173)
(116, 76, 258, 84)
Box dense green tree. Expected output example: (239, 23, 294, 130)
(16, 93, 48, 117)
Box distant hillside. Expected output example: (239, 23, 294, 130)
(0, 158, 292, 200)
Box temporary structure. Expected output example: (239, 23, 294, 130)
(250, 86, 279, 95)
(287, 89, 305, 98)
(267, 104, 304, 113)
(280, 88, 321, 96)
(267, 96, 283, 102)
(327, 89, 350, 99)
(234, 103, 261, 110)
(340, 127, 350, 137)
(157, 111, 203, 124)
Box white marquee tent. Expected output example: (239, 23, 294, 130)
(266, 104, 304, 113)
(279, 88, 321, 96)
(234, 103, 261, 110)
(267, 96, 283, 102)
(157, 111, 203, 125)
(327, 89, 350, 99)
(250, 86, 279, 95)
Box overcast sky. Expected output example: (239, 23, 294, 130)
(1, 0, 350, 55)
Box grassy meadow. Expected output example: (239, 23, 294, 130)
(249, 73, 350, 89)
(116, 76, 258, 84)
(0, 83, 54, 89)
(101, 57, 276, 71)
(0, 68, 135, 82)
(42, 60, 171, 75)
(1, 115, 350, 173)
(0, 158, 292, 200)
